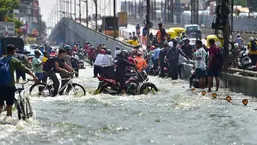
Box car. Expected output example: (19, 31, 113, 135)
(185, 24, 202, 40)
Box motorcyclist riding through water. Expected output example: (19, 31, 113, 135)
(115, 50, 135, 94)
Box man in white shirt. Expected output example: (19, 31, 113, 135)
(102, 49, 115, 79)
(114, 46, 121, 58)
(93, 49, 105, 77)
(194, 40, 207, 88)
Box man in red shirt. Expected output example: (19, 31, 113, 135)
(207, 39, 221, 92)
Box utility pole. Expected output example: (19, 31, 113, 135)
(94, 0, 97, 31)
(70, 0, 72, 19)
(191, 0, 199, 24)
(86, 0, 88, 27)
(113, 0, 117, 39)
(79, 0, 81, 23)
(74, 0, 76, 20)
(146, 0, 150, 46)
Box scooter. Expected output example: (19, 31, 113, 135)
(237, 49, 254, 70)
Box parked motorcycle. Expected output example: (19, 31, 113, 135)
(237, 49, 254, 70)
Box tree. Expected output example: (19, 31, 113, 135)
(0, 0, 19, 20)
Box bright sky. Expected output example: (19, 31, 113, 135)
(38, 0, 56, 22)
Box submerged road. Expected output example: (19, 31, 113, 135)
(0, 63, 257, 145)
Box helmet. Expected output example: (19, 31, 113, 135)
(234, 43, 239, 48)
(249, 37, 254, 41)
(116, 46, 120, 50)
(106, 49, 111, 55)
(120, 50, 129, 58)
(236, 34, 241, 37)
(137, 52, 142, 56)
(64, 45, 72, 50)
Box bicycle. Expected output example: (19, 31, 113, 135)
(14, 80, 34, 120)
(29, 74, 86, 97)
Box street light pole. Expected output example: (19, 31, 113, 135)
(69, 0, 72, 19)
(79, 0, 81, 23)
(86, 0, 88, 27)
(74, 0, 76, 20)
(146, 0, 150, 46)
(113, 0, 116, 39)
(94, 0, 97, 31)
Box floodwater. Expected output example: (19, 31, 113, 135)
(0, 65, 257, 145)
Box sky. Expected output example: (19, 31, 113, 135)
(38, 0, 121, 24)
(38, 0, 56, 22)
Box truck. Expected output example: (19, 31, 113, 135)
(118, 12, 127, 28)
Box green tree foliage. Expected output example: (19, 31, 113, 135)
(0, 0, 19, 15)
(6, 14, 22, 28)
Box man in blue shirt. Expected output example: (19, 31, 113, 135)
(153, 44, 161, 69)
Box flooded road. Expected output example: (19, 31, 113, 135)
(0, 64, 257, 145)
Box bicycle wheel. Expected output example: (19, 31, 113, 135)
(25, 98, 33, 118)
(29, 83, 51, 97)
(139, 82, 158, 95)
(66, 83, 86, 97)
(15, 99, 26, 120)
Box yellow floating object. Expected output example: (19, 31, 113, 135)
(201, 91, 207, 96)
(242, 99, 248, 106)
(226, 96, 232, 102)
(212, 93, 217, 99)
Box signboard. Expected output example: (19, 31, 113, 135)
(0, 22, 15, 37)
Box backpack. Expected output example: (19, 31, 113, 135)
(251, 41, 257, 51)
(0, 57, 13, 85)
(43, 57, 55, 72)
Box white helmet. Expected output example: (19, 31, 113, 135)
(234, 43, 239, 48)
(249, 37, 254, 41)
(236, 34, 241, 37)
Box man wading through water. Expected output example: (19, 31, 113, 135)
(207, 39, 223, 92)
(194, 40, 207, 88)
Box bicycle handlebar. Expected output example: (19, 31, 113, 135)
(15, 79, 34, 85)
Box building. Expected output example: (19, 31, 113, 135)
(14, 0, 40, 36)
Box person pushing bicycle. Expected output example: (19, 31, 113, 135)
(0, 44, 38, 118)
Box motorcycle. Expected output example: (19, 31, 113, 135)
(237, 49, 255, 70)
(94, 66, 158, 95)
(189, 68, 209, 88)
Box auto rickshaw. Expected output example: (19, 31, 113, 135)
(166, 29, 176, 39)
(126, 39, 139, 46)
(172, 27, 186, 36)
(206, 35, 224, 48)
